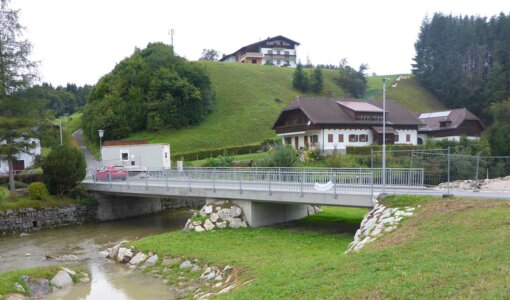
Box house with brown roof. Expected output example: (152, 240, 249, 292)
(220, 35, 299, 67)
(272, 97, 423, 153)
(417, 108, 484, 144)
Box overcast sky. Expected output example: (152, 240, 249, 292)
(10, 0, 510, 86)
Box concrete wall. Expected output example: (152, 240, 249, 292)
(233, 200, 309, 227)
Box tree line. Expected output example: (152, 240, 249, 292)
(413, 12, 510, 155)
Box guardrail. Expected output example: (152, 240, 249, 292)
(86, 167, 425, 198)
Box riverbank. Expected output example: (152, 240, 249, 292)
(133, 196, 510, 298)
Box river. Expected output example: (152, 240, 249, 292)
(0, 210, 192, 299)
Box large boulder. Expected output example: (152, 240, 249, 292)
(230, 206, 242, 217)
(129, 252, 148, 265)
(209, 213, 219, 223)
(228, 218, 247, 229)
(117, 247, 133, 263)
(203, 219, 215, 231)
(144, 254, 159, 267)
(22, 276, 51, 297)
(50, 271, 73, 289)
(218, 209, 233, 222)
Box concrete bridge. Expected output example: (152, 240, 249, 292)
(83, 167, 425, 227)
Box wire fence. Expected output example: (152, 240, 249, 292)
(371, 149, 510, 186)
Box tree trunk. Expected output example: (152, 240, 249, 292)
(8, 159, 16, 194)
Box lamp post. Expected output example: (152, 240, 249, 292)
(98, 129, 104, 167)
(59, 116, 64, 145)
(382, 78, 387, 195)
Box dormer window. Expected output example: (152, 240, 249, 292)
(440, 121, 451, 128)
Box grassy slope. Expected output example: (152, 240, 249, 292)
(134, 197, 510, 299)
(128, 63, 445, 156)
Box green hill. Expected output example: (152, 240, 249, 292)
(125, 62, 444, 156)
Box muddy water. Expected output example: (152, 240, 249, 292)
(0, 210, 192, 299)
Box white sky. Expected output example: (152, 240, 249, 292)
(11, 0, 510, 86)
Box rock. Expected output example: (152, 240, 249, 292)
(218, 209, 233, 222)
(24, 253, 30, 257)
(228, 218, 247, 229)
(214, 282, 222, 288)
(203, 219, 215, 231)
(19, 233, 30, 237)
(57, 254, 79, 261)
(22, 276, 51, 297)
(183, 219, 192, 231)
(191, 265, 201, 273)
(216, 221, 227, 229)
(230, 206, 242, 217)
(202, 271, 216, 280)
(14, 282, 25, 293)
(78, 277, 90, 283)
(215, 206, 221, 211)
(194, 226, 205, 233)
(144, 254, 159, 267)
(116, 247, 133, 263)
(61, 267, 76, 276)
(203, 267, 212, 274)
(98, 250, 109, 258)
(214, 275, 223, 281)
(202, 205, 213, 214)
(129, 252, 148, 265)
(51, 270, 73, 288)
(179, 260, 193, 269)
(209, 213, 219, 223)
(307, 206, 315, 215)
(223, 265, 232, 272)
(192, 221, 202, 226)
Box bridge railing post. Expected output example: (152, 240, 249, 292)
(333, 173, 337, 199)
(145, 172, 148, 190)
(188, 170, 192, 192)
(126, 171, 130, 189)
(213, 168, 216, 193)
(300, 171, 304, 197)
(268, 170, 272, 196)
(108, 172, 112, 189)
(239, 171, 243, 194)
(166, 171, 169, 191)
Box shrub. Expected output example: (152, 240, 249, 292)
(7, 181, 28, 190)
(266, 145, 297, 167)
(28, 182, 49, 200)
(201, 154, 234, 167)
(42, 145, 86, 197)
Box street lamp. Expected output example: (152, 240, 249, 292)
(98, 129, 104, 167)
(382, 78, 388, 195)
(59, 116, 64, 145)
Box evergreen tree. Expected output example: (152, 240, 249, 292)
(310, 68, 324, 94)
(42, 145, 86, 196)
(292, 63, 309, 92)
(0, 0, 39, 193)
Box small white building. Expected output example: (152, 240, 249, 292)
(101, 140, 171, 170)
(0, 138, 41, 174)
(273, 97, 423, 153)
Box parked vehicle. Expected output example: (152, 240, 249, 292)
(94, 165, 127, 181)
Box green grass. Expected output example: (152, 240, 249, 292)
(380, 194, 442, 207)
(126, 63, 444, 156)
(187, 151, 272, 166)
(0, 185, 74, 210)
(134, 197, 510, 299)
(367, 75, 446, 112)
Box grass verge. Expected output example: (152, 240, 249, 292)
(134, 197, 510, 298)
(0, 185, 74, 210)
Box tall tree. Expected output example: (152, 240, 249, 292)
(0, 0, 38, 193)
(336, 59, 367, 98)
(292, 63, 309, 92)
(310, 68, 324, 94)
(199, 49, 221, 61)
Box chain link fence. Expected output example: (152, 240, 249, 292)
(371, 149, 510, 186)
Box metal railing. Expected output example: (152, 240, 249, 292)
(87, 167, 424, 197)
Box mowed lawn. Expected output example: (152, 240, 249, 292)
(134, 197, 510, 299)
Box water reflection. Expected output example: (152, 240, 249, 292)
(0, 210, 191, 299)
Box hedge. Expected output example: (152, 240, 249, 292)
(346, 145, 426, 155)
(0, 173, 44, 185)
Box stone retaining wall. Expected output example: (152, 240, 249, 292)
(0, 205, 97, 235)
(161, 198, 205, 210)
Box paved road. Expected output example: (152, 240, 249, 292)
(374, 187, 510, 200)
(73, 129, 99, 170)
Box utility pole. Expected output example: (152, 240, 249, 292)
(382, 78, 387, 195)
(168, 29, 175, 47)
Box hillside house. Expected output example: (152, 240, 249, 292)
(417, 108, 484, 144)
(272, 97, 423, 153)
(220, 35, 300, 67)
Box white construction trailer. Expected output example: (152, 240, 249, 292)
(101, 141, 171, 171)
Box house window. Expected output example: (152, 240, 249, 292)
(121, 152, 129, 161)
(406, 134, 411, 142)
(268, 50, 273, 55)
(311, 135, 318, 143)
(165, 152, 168, 159)
(394, 134, 399, 142)
(251, 59, 257, 64)
(284, 50, 289, 56)
(277, 50, 281, 55)
(359, 134, 368, 142)
(277, 60, 281, 65)
(285, 137, 292, 145)
(349, 134, 358, 142)
(328, 134, 333, 143)
(338, 134, 344, 143)
(304, 136, 308, 146)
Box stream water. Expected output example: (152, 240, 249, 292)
(0, 210, 192, 299)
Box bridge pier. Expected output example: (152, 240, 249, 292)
(221, 200, 309, 227)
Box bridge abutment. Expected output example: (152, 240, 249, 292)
(229, 200, 309, 227)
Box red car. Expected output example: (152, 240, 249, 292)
(94, 165, 127, 181)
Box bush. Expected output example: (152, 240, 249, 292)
(42, 145, 86, 197)
(201, 154, 234, 167)
(265, 145, 297, 167)
(28, 182, 49, 200)
(0, 173, 43, 185)
(7, 181, 28, 191)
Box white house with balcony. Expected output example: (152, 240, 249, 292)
(272, 97, 423, 153)
(220, 35, 299, 67)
